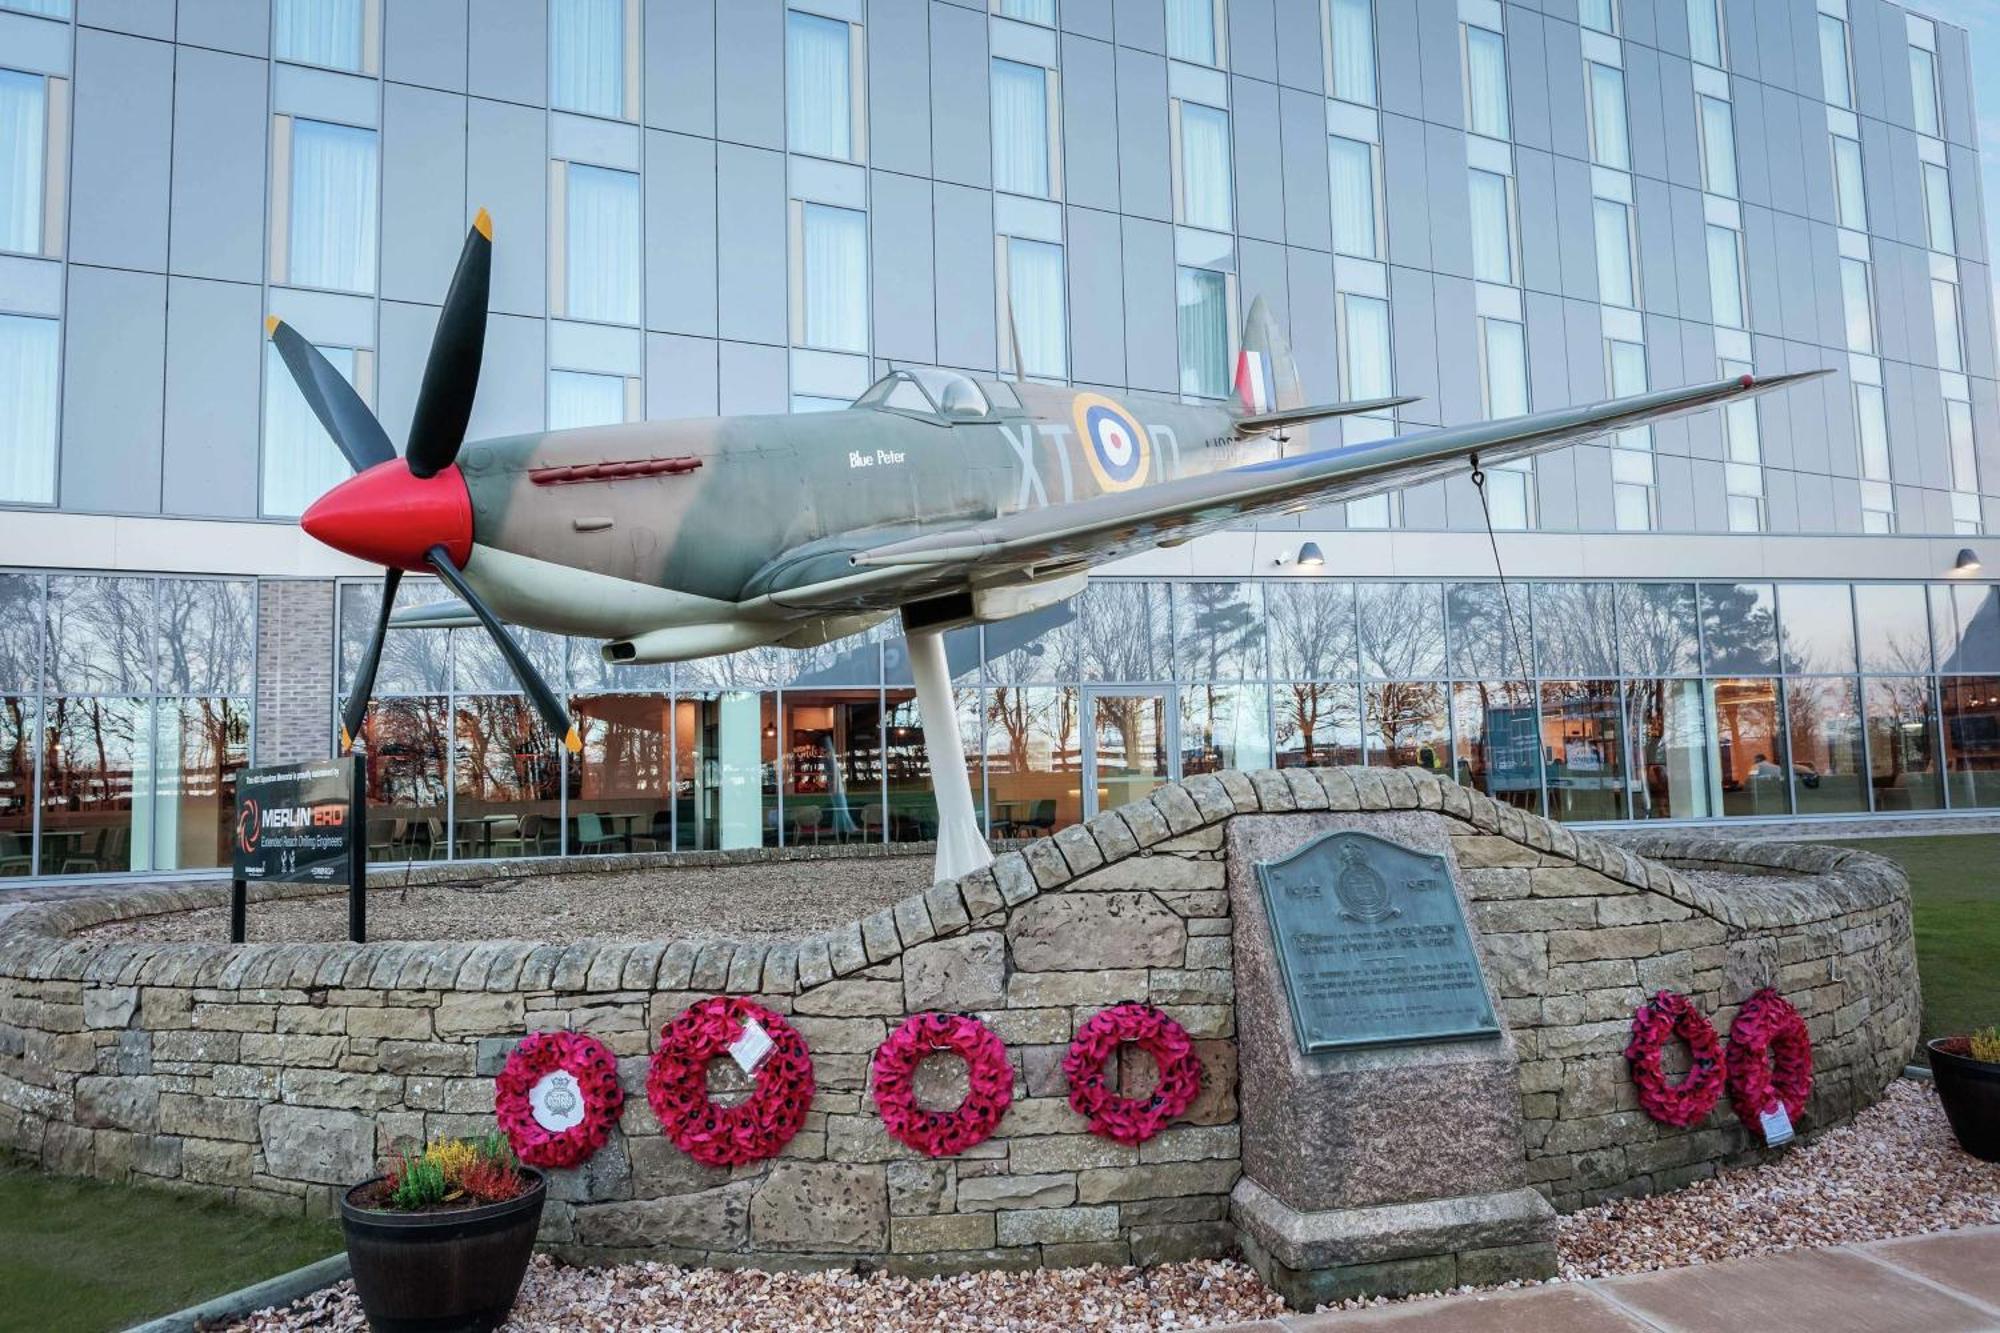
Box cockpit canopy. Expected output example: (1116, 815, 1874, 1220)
(854, 369, 1018, 421)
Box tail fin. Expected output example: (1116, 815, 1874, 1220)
(1235, 296, 1305, 414)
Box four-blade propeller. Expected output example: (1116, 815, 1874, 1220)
(272, 210, 581, 756)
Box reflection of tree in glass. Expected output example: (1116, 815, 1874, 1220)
(1616, 584, 1700, 677)
(0, 574, 40, 690)
(1078, 585, 1169, 763)
(156, 581, 255, 695)
(1699, 583, 1778, 674)
(1356, 583, 1445, 679)
(1866, 675, 1936, 785)
(1533, 584, 1617, 676)
(359, 697, 450, 809)
(1176, 583, 1262, 680)
(1447, 583, 1531, 679)
(987, 686, 1079, 774)
(1268, 583, 1358, 766)
(46, 578, 152, 693)
(456, 695, 559, 802)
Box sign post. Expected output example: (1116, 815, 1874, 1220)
(230, 755, 367, 943)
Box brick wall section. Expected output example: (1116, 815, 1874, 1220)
(253, 579, 336, 766)
(0, 768, 1917, 1269)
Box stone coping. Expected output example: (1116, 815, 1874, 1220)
(0, 768, 1909, 995)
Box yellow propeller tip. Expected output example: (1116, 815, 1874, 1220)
(264, 315, 281, 337)
(564, 726, 582, 754)
(339, 726, 352, 751)
(473, 207, 493, 240)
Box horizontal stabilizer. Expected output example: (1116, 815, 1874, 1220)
(1233, 395, 1420, 438)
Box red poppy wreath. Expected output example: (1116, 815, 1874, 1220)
(494, 1030, 625, 1169)
(871, 1013, 1015, 1157)
(647, 996, 815, 1167)
(1064, 1002, 1202, 1146)
(1624, 991, 1725, 1128)
(1726, 987, 1812, 1140)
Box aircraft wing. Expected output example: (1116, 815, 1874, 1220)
(850, 372, 1824, 575)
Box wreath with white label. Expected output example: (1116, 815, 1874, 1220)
(871, 1013, 1014, 1157)
(1726, 987, 1812, 1143)
(647, 996, 815, 1167)
(494, 1030, 624, 1169)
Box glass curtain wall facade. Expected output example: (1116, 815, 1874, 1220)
(311, 575, 2000, 866)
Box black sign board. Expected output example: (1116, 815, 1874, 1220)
(229, 755, 366, 942)
(1254, 829, 1501, 1053)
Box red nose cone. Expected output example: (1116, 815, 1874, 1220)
(302, 461, 473, 571)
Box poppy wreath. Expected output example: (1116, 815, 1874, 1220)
(494, 1030, 625, 1169)
(1726, 987, 1813, 1139)
(646, 996, 815, 1167)
(1063, 1002, 1202, 1146)
(1624, 991, 1725, 1128)
(870, 1013, 1015, 1157)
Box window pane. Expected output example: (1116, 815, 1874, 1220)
(339, 578, 453, 695)
(1832, 135, 1867, 231)
(1627, 678, 1713, 820)
(1342, 294, 1392, 399)
(1365, 681, 1448, 771)
(1946, 399, 1978, 493)
(1173, 582, 1264, 679)
(1329, 136, 1377, 258)
(289, 119, 378, 293)
(1268, 581, 1357, 680)
(1820, 15, 1852, 108)
(1469, 169, 1513, 284)
(1482, 318, 1528, 418)
(1465, 27, 1509, 140)
(1923, 163, 1955, 253)
(1910, 45, 1940, 137)
(1534, 583, 1618, 676)
(0, 313, 58, 504)
(987, 685, 1084, 832)
(357, 696, 450, 858)
(1588, 64, 1628, 169)
(551, 0, 624, 117)
(566, 164, 640, 324)
(1932, 584, 2000, 673)
(1941, 677, 2000, 807)
(1275, 680, 1362, 767)
(1687, 0, 1723, 69)
(1932, 280, 1963, 373)
(1700, 582, 1778, 674)
(1166, 0, 1216, 65)
(1178, 102, 1233, 231)
(1540, 680, 1626, 822)
(156, 579, 256, 696)
(1177, 266, 1229, 398)
(1357, 582, 1446, 679)
(1614, 583, 1699, 677)
(572, 694, 674, 853)
(1698, 95, 1737, 197)
(0, 574, 37, 694)
(997, 0, 1056, 23)
(1593, 199, 1634, 307)
(788, 11, 852, 159)
(1706, 225, 1743, 328)
(1866, 676, 1942, 810)
(263, 341, 357, 519)
(1450, 680, 1539, 808)
(549, 369, 625, 429)
(1580, 0, 1615, 35)
(40, 697, 147, 874)
(992, 59, 1051, 197)
(453, 696, 562, 859)
(0, 69, 46, 255)
(1854, 383, 1890, 480)
(274, 0, 363, 70)
(1330, 0, 1377, 106)
(1182, 684, 1272, 775)
(1777, 582, 1856, 675)
(1787, 677, 1868, 813)
(1446, 582, 1531, 679)
(782, 687, 882, 840)
(0, 696, 32, 877)
(1710, 677, 1788, 817)
(802, 203, 868, 352)
(1840, 256, 1872, 352)
(1007, 237, 1066, 378)
(1078, 581, 1172, 682)
(155, 697, 250, 870)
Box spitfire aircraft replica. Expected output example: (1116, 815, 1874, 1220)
(275, 212, 1824, 881)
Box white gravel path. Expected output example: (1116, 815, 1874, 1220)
(225, 1079, 1998, 1332)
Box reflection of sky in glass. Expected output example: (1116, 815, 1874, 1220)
(1918, 5, 1999, 329)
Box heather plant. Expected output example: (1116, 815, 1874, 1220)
(379, 1134, 528, 1210)
(1969, 1026, 2000, 1064)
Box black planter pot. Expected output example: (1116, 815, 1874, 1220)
(1928, 1038, 2000, 1164)
(340, 1170, 546, 1333)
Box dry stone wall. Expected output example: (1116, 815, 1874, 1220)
(0, 768, 1918, 1269)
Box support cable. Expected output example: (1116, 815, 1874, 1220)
(1470, 455, 1534, 685)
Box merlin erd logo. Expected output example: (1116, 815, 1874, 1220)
(235, 798, 261, 857)
(231, 760, 356, 884)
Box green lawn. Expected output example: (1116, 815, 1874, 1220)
(0, 1162, 339, 1333)
(1832, 833, 2000, 1054)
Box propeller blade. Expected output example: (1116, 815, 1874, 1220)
(266, 317, 397, 474)
(405, 210, 493, 479)
(339, 567, 403, 752)
(423, 545, 580, 754)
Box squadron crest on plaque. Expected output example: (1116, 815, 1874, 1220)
(1254, 829, 1502, 1053)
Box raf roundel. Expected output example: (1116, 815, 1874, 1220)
(1072, 393, 1152, 493)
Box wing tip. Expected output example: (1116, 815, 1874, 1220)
(473, 207, 493, 241)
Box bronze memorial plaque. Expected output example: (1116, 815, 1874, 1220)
(1254, 829, 1501, 1052)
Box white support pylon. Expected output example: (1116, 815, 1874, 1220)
(906, 626, 995, 883)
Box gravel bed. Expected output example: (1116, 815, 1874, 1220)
(81, 858, 933, 945)
(224, 1080, 1997, 1332)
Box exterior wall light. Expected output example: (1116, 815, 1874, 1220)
(1296, 542, 1325, 569)
(1956, 548, 1982, 574)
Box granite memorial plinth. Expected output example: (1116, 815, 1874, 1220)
(1226, 812, 1556, 1307)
